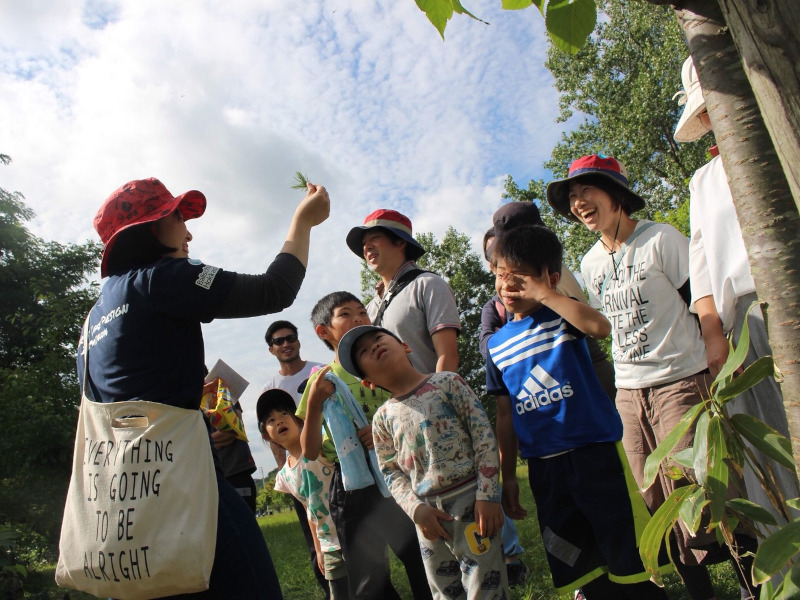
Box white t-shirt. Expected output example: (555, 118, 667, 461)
(581, 220, 707, 388)
(260, 360, 324, 405)
(688, 155, 756, 332)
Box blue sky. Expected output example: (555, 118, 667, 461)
(0, 0, 571, 472)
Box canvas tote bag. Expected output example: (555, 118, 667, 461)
(56, 318, 218, 599)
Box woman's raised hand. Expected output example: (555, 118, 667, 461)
(281, 183, 331, 267)
(294, 183, 330, 228)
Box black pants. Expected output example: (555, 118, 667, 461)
(329, 463, 432, 600)
(168, 473, 282, 599)
(226, 471, 257, 515)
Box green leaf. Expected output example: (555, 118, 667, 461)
(452, 0, 488, 23)
(693, 409, 710, 485)
(672, 447, 694, 469)
(643, 401, 705, 489)
(788, 498, 800, 511)
(706, 415, 729, 525)
(729, 413, 795, 471)
(415, 0, 454, 38)
(9, 564, 27, 577)
(639, 485, 697, 584)
(415, 0, 487, 39)
(760, 575, 776, 599)
(503, 0, 543, 14)
(716, 356, 776, 402)
(290, 171, 310, 190)
(678, 486, 708, 534)
(782, 562, 800, 599)
(753, 520, 800, 583)
(711, 301, 763, 394)
(725, 497, 778, 526)
(545, 0, 596, 55)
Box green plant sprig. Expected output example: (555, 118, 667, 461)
(290, 171, 310, 190)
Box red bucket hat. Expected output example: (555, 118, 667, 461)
(94, 177, 206, 277)
(545, 154, 645, 221)
(345, 208, 426, 260)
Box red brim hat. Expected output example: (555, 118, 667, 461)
(346, 208, 425, 261)
(95, 177, 206, 277)
(545, 154, 645, 221)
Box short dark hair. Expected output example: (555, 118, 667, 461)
(311, 291, 364, 351)
(493, 225, 562, 276)
(104, 222, 177, 276)
(265, 320, 298, 345)
(572, 174, 636, 215)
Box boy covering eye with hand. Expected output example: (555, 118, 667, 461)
(486, 225, 670, 599)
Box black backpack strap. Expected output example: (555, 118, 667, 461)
(372, 268, 427, 327)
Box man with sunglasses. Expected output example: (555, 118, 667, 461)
(262, 320, 324, 404)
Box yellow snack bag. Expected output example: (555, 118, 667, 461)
(201, 378, 249, 442)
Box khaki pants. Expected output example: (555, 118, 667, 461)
(616, 372, 715, 565)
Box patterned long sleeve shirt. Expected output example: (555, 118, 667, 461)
(372, 372, 500, 519)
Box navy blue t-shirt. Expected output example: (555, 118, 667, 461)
(78, 257, 235, 409)
(486, 306, 622, 458)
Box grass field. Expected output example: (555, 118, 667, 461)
(257, 465, 742, 600)
(26, 465, 743, 599)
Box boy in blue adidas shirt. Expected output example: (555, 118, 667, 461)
(486, 225, 669, 599)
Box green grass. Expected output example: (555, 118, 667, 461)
(258, 510, 327, 600)
(256, 465, 742, 599)
(25, 466, 743, 598)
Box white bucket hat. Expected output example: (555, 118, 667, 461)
(673, 56, 710, 143)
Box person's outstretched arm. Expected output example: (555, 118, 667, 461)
(215, 184, 330, 318)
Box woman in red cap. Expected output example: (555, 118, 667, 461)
(546, 155, 745, 599)
(79, 177, 329, 598)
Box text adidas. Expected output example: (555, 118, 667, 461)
(516, 384, 573, 414)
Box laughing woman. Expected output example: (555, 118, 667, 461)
(546, 155, 758, 600)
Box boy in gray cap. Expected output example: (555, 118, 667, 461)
(339, 324, 509, 600)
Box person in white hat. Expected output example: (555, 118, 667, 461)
(675, 56, 798, 594)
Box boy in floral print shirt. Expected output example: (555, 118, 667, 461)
(256, 388, 349, 599)
(339, 325, 508, 600)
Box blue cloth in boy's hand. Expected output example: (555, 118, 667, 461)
(322, 372, 390, 497)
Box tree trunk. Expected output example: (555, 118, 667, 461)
(672, 1, 800, 477)
(716, 0, 800, 213)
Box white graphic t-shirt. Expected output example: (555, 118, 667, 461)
(581, 220, 707, 389)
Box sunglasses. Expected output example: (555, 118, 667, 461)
(269, 333, 298, 347)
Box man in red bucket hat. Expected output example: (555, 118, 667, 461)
(346, 208, 460, 374)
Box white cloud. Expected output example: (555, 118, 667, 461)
(0, 0, 567, 473)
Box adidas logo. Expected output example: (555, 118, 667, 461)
(516, 364, 573, 414)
